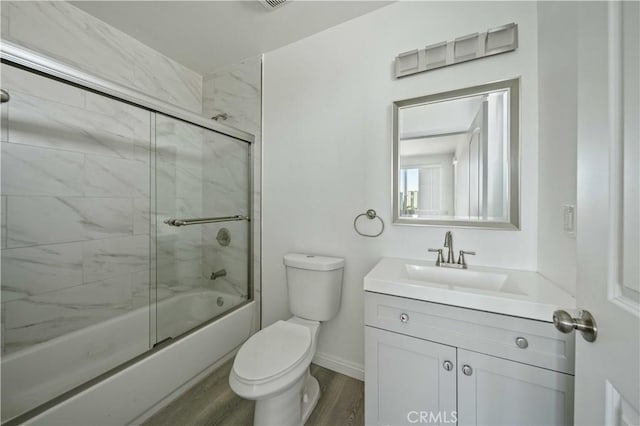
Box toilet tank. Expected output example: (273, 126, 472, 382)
(284, 253, 344, 322)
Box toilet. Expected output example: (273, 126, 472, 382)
(229, 253, 345, 426)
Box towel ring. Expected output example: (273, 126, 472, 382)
(354, 209, 385, 238)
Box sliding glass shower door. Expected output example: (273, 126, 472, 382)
(154, 115, 251, 342)
(0, 63, 153, 421)
(1, 63, 252, 422)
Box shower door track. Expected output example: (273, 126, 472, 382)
(0, 41, 254, 144)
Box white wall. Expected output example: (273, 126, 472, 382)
(486, 91, 507, 220)
(537, 2, 578, 295)
(1, 1, 202, 113)
(455, 132, 471, 217)
(263, 1, 539, 373)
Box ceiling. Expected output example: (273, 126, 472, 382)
(71, 1, 392, 75)
(400, 95, 483, 139)
(400, 134, 466, 157)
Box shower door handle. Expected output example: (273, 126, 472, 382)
(164, 215, 249, 227)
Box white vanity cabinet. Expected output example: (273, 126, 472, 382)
(364, 292, 575, 426)
(365, 327, 457, 425)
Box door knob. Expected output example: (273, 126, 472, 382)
(443, 360, 453, 371)
(400, 313, 409, 323)
(553, 309, 598, 342)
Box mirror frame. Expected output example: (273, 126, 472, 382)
(392, 78, 520, 229)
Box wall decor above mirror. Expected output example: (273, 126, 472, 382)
(394, 23, 518, 78)
(392, 78, 520, 229)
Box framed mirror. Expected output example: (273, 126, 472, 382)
(392, 78, 520, 229)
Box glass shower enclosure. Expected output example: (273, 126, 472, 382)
(0, 60, 252, 421)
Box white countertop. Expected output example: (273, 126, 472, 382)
(363, 257, 577, 322)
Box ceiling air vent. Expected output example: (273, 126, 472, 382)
(260, 0, 288, 10)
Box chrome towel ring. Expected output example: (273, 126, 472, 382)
(354, 209, 385, 238)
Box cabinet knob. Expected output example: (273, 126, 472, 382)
(462, 364, 473, 376)
(515, 337, 528, 349)
(443, 360, 453, 371)
(399, 313, 409, 323)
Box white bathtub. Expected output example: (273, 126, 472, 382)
(2, 290, 254, 424)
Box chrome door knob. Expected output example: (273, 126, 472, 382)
(443, 360, 453, 371)
(400, 313, 409, 323)
(462, 365, 473, 376)
(553, 309, 598, 342)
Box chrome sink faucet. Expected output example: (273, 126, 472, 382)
(429, 231, 476, 269)
(444, 231, 454, 264)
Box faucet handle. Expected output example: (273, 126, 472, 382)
(428, 248, 445, 266)
(457, 250, 476, 267)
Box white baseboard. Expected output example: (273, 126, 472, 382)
(312, 352, 364, 381)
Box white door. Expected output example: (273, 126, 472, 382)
(457, 349, 574, 426)
(574, 2, 640, 424)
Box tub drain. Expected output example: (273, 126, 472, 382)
(216, 296, 224, 307)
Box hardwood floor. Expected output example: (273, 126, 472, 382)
(143, 359, 364, 426)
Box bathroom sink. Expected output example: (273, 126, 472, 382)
(364, 257, 576, 321)
(404, 264, 513, 293)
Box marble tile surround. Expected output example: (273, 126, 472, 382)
(155, 115, 205, 300)
(201, 132, 251, 301)
(202, 56, 262, 136)
(154, 114, 252, 335)
(0, 7, 263, 353)
(1, 1, 202, 114)
(202, 56, 262, 331)
(0, 65, 152, 354)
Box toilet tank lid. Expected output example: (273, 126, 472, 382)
(284, 253, 345, 271)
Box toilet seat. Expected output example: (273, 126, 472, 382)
(233, 321, 311, 385)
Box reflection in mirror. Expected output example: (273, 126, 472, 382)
(393, 79, 519, 229)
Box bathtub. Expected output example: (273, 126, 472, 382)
(2, 290, 254, 424)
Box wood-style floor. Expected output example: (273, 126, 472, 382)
(143, 359, 364, 426)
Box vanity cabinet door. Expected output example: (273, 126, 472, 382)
(365, 326, 457, 426)
(457, 349, 574, 426)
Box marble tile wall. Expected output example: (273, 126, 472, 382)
(202, 56, 262, 330)
(0, 0, 262, 350)
(0, 64, 152, 354)
(202, 56, 262, 134)
(0, 1, 202, 114)
(153, 114, 253, 340)
(201, 131, 250, 301)
(155, 115, 205, 301)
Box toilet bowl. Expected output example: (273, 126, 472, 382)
(229, 253, 344, 426)
(229, 317, 320, 425)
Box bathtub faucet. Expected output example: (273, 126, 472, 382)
(210, 269, 227, 280)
